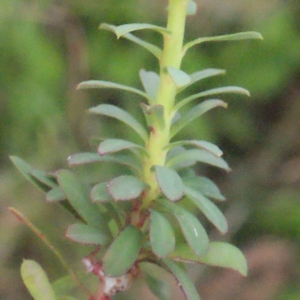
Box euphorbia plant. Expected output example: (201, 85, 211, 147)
(10, 0, 262, 299)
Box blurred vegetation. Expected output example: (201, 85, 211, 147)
(1, 0, 300, 299)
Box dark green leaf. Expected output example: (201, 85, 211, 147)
(183, 176, 225, 201)
(184, 186, 228, 234)
(162, 259, 200, 300)
(108, 175, 147, 201)
(21, 260, 57, 300)
(171, 99, 227, 138)
(167, 149, 230, 171)
(170, 242, 248, 276)
(90, 182, 113, 202)
(183, 31, 263, 54)
(167, 67, 191, 88)
(100, 23, 162, 59)
(46, 187, 66, 202)
(139, 69, 160, 101)
(66, 223, 110, 245)
(150, 210, 175, 258)
(175, 86, 250, 111)
(57, 170, 111, 237)
(103, 225, 143, 277)
(155, 166, 184, 202)
(88, 104, 148, 143)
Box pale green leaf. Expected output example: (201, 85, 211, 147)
(141, 103, 165, 130)
(167, 67, 191, 88)
(115, 23, 171, 38)
(88, 104, 148, 143)
(175, 86, 250, 111)
(170, 242, 248, 276)
(186, 0, 197, 15)
(100, 23, 162, 59)
(66, 223, 110, 245)
(184, 31, 263, 54)
(139, 69, 160, 100)
(184, 186, 228, 234)
(46, 187, 66, 202)
(91, 182, 113, 202)
(107, 175, 147, 201)
(150, 210, 175, 258)
(155, 166, 184, 202)
(21, 260, 57, 300)
(171, 99, 227, 138)
(162, 259, 200, 300)
(183, 176, 225, 201)
(52, 274, 87, 297)
(167, 149, 231, 171)
(103, 225, 143, 277)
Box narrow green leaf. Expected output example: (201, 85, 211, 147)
(90, 182, 113, 202)
(170, 242, 248, 276)
(141, 103, 165, 130)
(162, 259, 200, 300)
(100, 23, 162, 59)
(77, 80, 150, 102)
(166, 140, 223, 157)
(21, 260, 57, 300)
(139, 69, 160, 101)
(98, 139, 147, 156)
(167, 149, 231, 171)
(66, 223, 110, 245)
(175, 86, 250, 111)
(186, 0, 197, 15)
(108, 175, 147, 201)
(162, 200, 209, 256)
(183, 31, 263, 54)
(46, 187, 66, 202)
(103, 225, 143, 277)
(30, 169, 57, 189)
(183, 176, 225, 201)
(171, 99, 227, 138)
(150, 210, 175, 258)
(115, 23, 171, 38)
(177, 69, 226, 93)
(167, 67, 191, 88)
(57, 170, 111, 237)
(88, 104, 148, 143)
(184, 186, 228, 234)
(155, 166, 184, 202)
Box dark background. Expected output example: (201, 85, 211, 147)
(1, 0, 300, 299)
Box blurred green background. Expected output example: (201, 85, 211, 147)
(1, 0, 300, 299)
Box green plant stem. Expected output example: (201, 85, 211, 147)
(141, 0, 189, 209)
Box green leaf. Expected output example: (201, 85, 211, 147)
(46, 187, 66, 202)
(65, 223, 110, 245)
(186, 0, 197, 15)
(167, 67, 191, 88)
(150, 210, 175, 258)
(162, 259, 200, 300)
(171, 99, 227, 138)
(155, 166, 184, 202)
(88, 104, 148, 143)
(100, 23, 162, 59)
(177, 69, 226, 93)
(98, 139, 147, 156)
(90, 182, 113, 202)
(52, 274, 85, 297)
(115, 23, 171, 38)
(57, 170, 111, 237)
(183, 176, 225, 201)
(21, 260, 57, 300)
(141, 103, 165, 130)
(183, 31, 263, 54)
(167, 149, 231, 171)
(139, 69, 160, 101)
(175, 86, 250, 111)
(77, 80, 150, 103)
(162, 200, 209, 256)
(170, 242, 248, 276)
(184, 186, 228, 234)
(103, 225, 143, 277)
(108, 175, 147, 201)
(166, 140, 223, 157)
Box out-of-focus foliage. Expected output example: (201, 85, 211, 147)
(1, 0, 300, 299)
